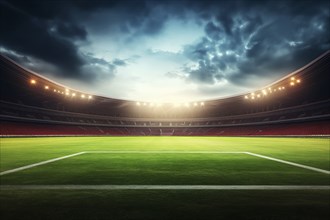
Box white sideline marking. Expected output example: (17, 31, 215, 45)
(245, 152, 330, 175)
(85, 151, 245, 154)
(1, 185, 329, 190)
(0, 152, 86, 176)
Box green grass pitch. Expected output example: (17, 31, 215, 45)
(0, 136, 329, 220)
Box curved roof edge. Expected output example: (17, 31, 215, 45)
(1, 50, 329, 103)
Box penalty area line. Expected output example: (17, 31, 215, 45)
(0, 151, 244, 176)
(1, 185, 330, 190)
(245, 152, 330, 175)
(84, 151, 246, 154)
(0, 152, 86, 176)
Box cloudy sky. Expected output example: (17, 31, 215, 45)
(1, 0, 329, 102)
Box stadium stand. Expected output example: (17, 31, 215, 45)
(0, 51, 329, 136)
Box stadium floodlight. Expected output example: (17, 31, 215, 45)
(201, 102, 205, 106)
(65, 88, 69, 92)
(194, 102, 198, 106)
(251, 96, 255, 99)
(282, 87, 285, 89)
(44, 86, 49, 90)
(81, 94, 85, 98)
(244, 95, 249, 99)
(65, 92, 70, 96)
(290, 82, 295, 86)
(54, 89, 57, 92)
(72, 93, 76, 97)
(268, 87, 271, 91)
(88, 95, 92, 99)
(30, 79, 36, 84)
(296, 79, 301, 83)
(257, 94, 261, 98)
(291, 77, 295, 80)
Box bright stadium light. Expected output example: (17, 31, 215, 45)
(30, 79, 36, 84)
(257, 94, 261, 98)
(296, 79, 301, 83)
(291, 77, 295, 80)
(244, 95, 249, 99)
(251, 96, 255, 99)
(88, 95, 92, 99)
(282, 87, 285, 89)
(81, 94, 85, 98)
(65, 92, 70, 96)
(54, 89, 57, 92)
(290, 82, 295, 86)
(136, 102, 141, 106)
(44, 85, 49, 90)
(72, 93, 76, 97)
(200, 102, 205, 106)
(194, 102, 198, 106)
(143, 102, 147, 106)
(65, 88, 69, 92)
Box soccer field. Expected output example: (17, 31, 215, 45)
(0, 137, 329, 219)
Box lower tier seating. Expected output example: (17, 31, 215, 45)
(1, 120, 329, 136)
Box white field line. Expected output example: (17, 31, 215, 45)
(0, 152, 86, 176)
(85, 151, 245, 154)
(1, 151, 329, 176)
(0, 151, 243, 176)
(245, 152, 330, 175)
(1, 185, 329, 190)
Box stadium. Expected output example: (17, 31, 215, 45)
(1, 52, 330, 136)
(1, 50, 330, 219)
(1, 0, 330, 220)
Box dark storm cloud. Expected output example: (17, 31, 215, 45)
(1, 0, 329, 88)
(0, 0, 177, 82)
(0, 0, 130, 82)
(54, 22, 87, 41)
(179, 0, 330, 86)
(0, 0, 86, 79)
